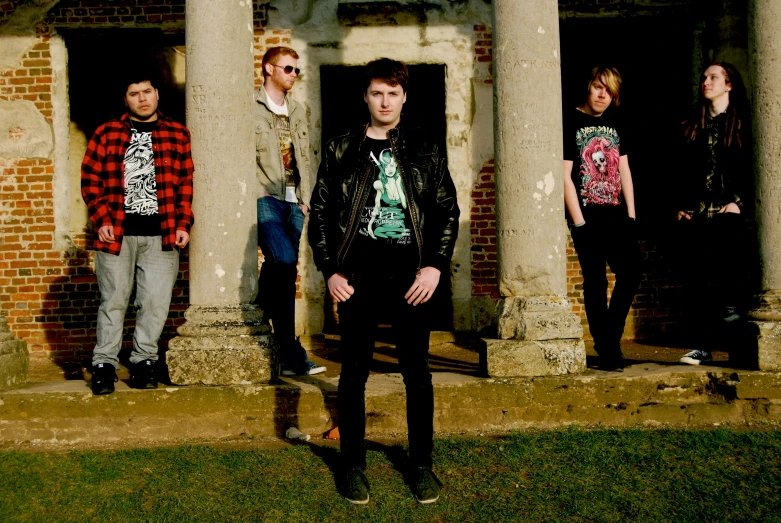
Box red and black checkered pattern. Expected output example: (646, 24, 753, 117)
(81, 112, 195, 255)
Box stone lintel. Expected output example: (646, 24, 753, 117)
(480, 339, 586, 377)
(167, 305, 277, 385)
(495, 296, 582, 340)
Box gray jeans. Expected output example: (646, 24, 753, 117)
(93, 236, 179, 369)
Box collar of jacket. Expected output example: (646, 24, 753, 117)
(120, 111, 165, 129)
(255, 84, 298, 115)
(357, 120, 406, 151)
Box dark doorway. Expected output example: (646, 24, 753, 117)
(61, 29, 185, 137)
(319, 64, 453, 331)
(559, 16, 696, 223)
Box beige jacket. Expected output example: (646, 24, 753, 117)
(254, 85, 312, 207)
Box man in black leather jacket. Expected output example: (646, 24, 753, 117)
(308, 58, 459, 505)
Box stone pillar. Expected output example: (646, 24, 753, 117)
(0, 315, 27, 391)
(167, 0, 276, 384)
(480, 0, 585, 377)
(746, 0, 781, 371)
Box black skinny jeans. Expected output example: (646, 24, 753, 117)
(676, 212, 746, 320)
(571, 208, 641, 357)
(337, 270, 434, 470)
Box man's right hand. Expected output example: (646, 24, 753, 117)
(98, 225, 116, 243)
(677, 211, 692, 221)
(328, 272, 354, 302)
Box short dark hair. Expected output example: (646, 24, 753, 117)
(364, 58, 409, 93)
(121, 67, 159, 96)
(262, 46, 299, 78)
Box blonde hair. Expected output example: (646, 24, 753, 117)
(586, 66, 622, 107)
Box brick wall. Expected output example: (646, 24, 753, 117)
(0, 5, 282, 361)
(470, 160, 499, 300)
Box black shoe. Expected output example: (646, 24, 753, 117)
(91, 363, 117, 395)
(130, 359, 158, 389)
(721, 306, 741, 324)
(340, 467, 369, 505)
(411, 467, 441, 504)
(598, 355, 626, 372)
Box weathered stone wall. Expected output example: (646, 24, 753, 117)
(0, 0, 758, 362)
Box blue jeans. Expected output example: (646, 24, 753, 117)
(256, 196, 308, 371)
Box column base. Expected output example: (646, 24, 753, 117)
(743, 292, 781, 371)
(481, 296, 585, 377)
(167, 305, 277, 385)
(0, 317, 28, 391)
(480, 339, 586, 377)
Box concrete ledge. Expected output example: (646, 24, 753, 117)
(3, 364, 781, 448)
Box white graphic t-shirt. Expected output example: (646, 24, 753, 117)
(123, 120, 159, 235)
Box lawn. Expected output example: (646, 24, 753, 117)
(1, 429, 780, 522)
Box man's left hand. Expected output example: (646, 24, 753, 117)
(405, 267, 441, 306)
(718, 202, 741, 214)
(176, 230, 190, 248)
(298, 204, 309, 215)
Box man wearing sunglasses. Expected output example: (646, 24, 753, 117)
(254, 46, 325, 376)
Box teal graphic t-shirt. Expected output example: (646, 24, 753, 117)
(351, 137, 417, 271)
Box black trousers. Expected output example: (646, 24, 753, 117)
(337, 270, 434, 470)
(571, 209, 641, 356)
(676, 212, 746, 320)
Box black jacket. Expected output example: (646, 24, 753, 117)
(308, 122, 459, 279)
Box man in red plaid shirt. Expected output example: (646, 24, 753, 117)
(81, 69, 194, 395)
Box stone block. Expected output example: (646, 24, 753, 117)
(0, 317, 27, 390)
(0, 100, 54, 158)
(167, 305, 277, 385)
(495, 296, 581, 340)
(748, 320, 781, 372)
(480, 338, 586, 377)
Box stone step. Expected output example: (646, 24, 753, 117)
(2, 364, 781, 448)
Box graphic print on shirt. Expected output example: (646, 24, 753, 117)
(274, 114, 297, 187)
(575, 125, 622, 206)
(358, 148, 412, 244)
(123, 130, 158, 215)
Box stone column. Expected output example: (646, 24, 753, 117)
(480, 0, 585, 377)
(746, 0, 781, 371)
(0, 315, 27, 391)
(167, 0, 276, 384)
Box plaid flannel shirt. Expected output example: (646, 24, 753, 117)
(81, 112, 195, 255)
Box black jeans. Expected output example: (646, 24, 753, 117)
(571, 209, 641, 356)
(676, 212, 746, 321)
(337, 270, 434, 470)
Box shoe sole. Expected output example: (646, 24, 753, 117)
(281, 367, 327, 377)
(343, 494, 369, 505)
(415, 495, 439, 504)
(92, 388, 114, 395)
(679, 357, 711, 365)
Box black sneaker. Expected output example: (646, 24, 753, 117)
(130, 359, 158, 389)
(340, 467, 370, 505)
(599, 355, 626, 372)
(91, 363, 117, 395)
(411, 467, 441, 504)
(680, 350, 713, 365)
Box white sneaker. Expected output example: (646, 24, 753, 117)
(281, 361, 326, 376)
(679, 350, 713, 365)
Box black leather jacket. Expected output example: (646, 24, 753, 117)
(308, 122, 459, 279)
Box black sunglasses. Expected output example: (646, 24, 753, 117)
(271, 64, 301, 75)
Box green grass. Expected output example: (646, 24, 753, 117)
(1, 429, 780, 522)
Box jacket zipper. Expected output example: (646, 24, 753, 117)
(336, 163, 373, 266)
(389, 134, 423, 270)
